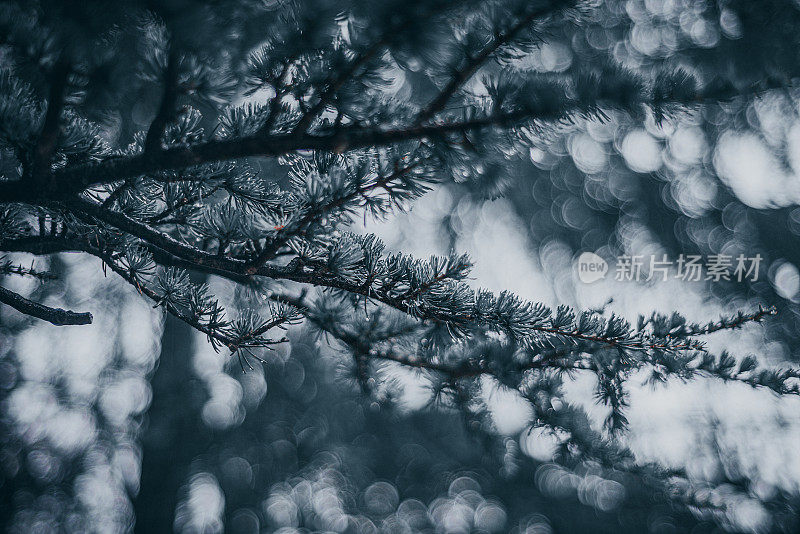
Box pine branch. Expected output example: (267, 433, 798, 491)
(532, 324, 702, 352)
(98, 248, 233, 347)
(0, 217, 770, 364)
(0, 284, 92, 325)
(288, 0, 465, 134)
(147, 184, 223, 225)
(290, 42, 387, 135)
(0, 77, 779, 204)
(416, 0, 574, 123)
(68, 198, 246, 275)
(245, 159, 422, 270)
(90, 244, 290, 353)
(371, 347, 485, 378)
(2, 5, 797, 523)
(229, 312, 299, 350)
(673, 306, 777, 337)
(100, 177, 136, 209)
(0, 212, 729, 354)
(0, 113, 518, 203)
(258, 56, 296, 134)
(321, 315, 798, 412)
(2, 231, 792, 399)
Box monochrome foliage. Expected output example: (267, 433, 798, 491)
(1, 0, 799, 529)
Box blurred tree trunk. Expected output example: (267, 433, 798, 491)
(133, 314, 208, 532)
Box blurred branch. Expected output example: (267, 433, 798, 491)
(286, 0, 465, 135)
(145, 46, 180, 153)
(416, 1, 574, 123)
(0, 284, 92, 325)
(259, 56, 296, 134)
(100, 48, 181, 209)
(289, 40, 388, 135)
(30, 57, 70, 188)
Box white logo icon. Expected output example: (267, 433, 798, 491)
(576, 252, 608, 283)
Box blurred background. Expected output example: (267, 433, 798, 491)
(3, 0, 800, 532)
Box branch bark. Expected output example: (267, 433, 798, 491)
(0, 284, 92, 325)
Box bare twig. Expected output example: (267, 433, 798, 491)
(0, 284, 92, 325)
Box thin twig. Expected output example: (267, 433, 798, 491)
(0, 259, 58, 281)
